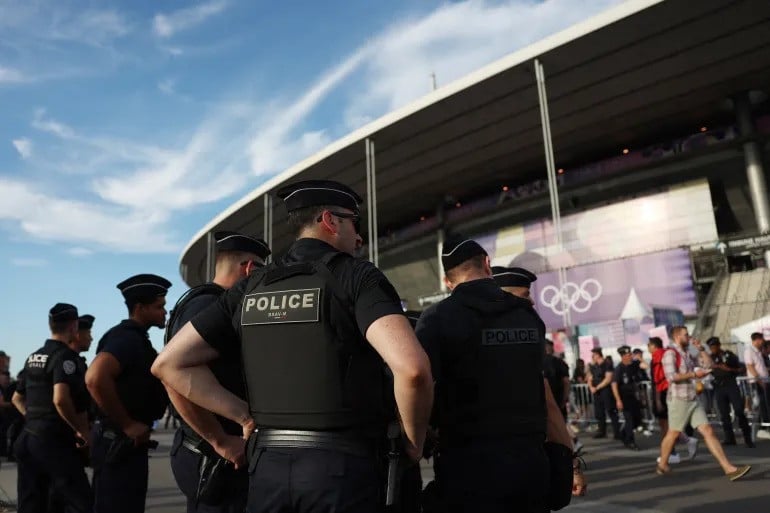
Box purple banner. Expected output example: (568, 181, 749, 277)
(531, 248, 696, 329)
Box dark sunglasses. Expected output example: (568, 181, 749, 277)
(317, 211, 362, 234)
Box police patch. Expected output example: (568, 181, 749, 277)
(241, 288, 321, 325)
(63, 360, 77, 375)
(481, 328, 539, 345)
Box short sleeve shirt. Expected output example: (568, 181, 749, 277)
(744, 345, 769, 381)
(191, 238, 405, 354)
(613, 361, 640, 397)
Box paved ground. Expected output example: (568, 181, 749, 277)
(0, 427, 768, 512)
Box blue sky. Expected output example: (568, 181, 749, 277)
(0, 0, 622, 374)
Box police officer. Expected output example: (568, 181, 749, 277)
(491, 266, 585, 455)
(86, 275, 171, 513)
(611, 346, 642, 450)
(48, 313, 97, 513)
(416, 237, 563, 512)
(12, 303, 93, 513)
(166, 231, 270, 513)
(153, 179, 433, 513)
(588, 348, 621, 440)
(707, 337, 753, 447)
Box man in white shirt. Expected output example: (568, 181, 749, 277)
(744, 332, 770, 436)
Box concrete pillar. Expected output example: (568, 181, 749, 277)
(735, 93, 770, 234)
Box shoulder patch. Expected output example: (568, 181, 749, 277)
(62, 360, 77, 375)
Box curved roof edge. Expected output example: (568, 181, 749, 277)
(179, 0, 663, 267)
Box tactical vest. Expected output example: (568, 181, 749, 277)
(165, 282, 244, 435)
(439, 299, 547, 441)
(24, 342, 69, 425)
(239, 252, 388, 433)
(165, 283, 225, 344)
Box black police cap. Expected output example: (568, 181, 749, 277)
(214, 231, 271, 260)
(49, 303, 79, 322)
(441, 234, 487, 272)
(78, 314, 95, 331)
(706, 337, 721, 347)
(117, 274, 171, 302)
(276, 180, 362, 214)
(590, 347, 604, 356)
(617, 345, 632, 356)
(492, 266, 537, 288)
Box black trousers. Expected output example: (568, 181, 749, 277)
(594, 389, 620, 437)
(619, 395, 640, 444)
(170, 429, 249, 513)
(246, 446, 381, 513)
(14, 430, 93, 513)
(714, 383, 751, 442)
(91, 424, 149, 513)
(435, 442, 548, 513)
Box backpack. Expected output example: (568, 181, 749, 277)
(652, 348, 681, 391)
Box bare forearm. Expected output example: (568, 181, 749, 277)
(393, 374, 433, 452)
(698, 351, 713, 368)
(12, 392, 26, 416)
(162, 365, 250, 426)
(54, 396, 90, 436)
(166, 386, 228, 445)
(89, 378, 134, 429)
(611, 383, 621, 402)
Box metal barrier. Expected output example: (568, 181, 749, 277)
(736, 377, 770, 438)
(569, 378, 770, 438)
(568, 382, 656, 432)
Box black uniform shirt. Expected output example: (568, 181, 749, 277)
(170, 284, 246, 435)
(589, 359, 613, 388)
(192, 238, 405, 354)
(613, 361, 641, 397)
(711, 350, 741, 386)
(544, 354, 570, 405)
(96, 320, 168, 425)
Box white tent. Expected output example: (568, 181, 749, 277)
(620, 287, 653, 320)
(730, 314, 770, 344)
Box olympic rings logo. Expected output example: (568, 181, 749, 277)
(540, 279, 603, 315)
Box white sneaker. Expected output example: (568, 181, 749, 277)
(756, 429, 770, 440)
(657, 454, 681, 465)
(686, 437, 699, 460)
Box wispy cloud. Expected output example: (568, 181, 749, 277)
(12, 138, 33, 159)
(1, 0, 622, 256)
(153, 0, 229, 38)
(67, 247, 94, 257)
(0, 178, 177, 253)
(11, 257, 48, 267)
(248, 47, 370, 176)
(158, 78, 176, 95)
(47, 9, 131, 48)
(0, 66, 27, 84)
(343, 0, 621, 130)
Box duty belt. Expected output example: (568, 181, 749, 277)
(255, 429, 374, 457)
(181, 431, 217, 458)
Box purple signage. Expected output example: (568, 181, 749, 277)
(531, 248, 696, 329)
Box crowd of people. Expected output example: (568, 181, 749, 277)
(564, 326, 770, 479)
(7, 178, 763, 513)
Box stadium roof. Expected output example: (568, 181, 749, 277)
(180, 0, 770, 285)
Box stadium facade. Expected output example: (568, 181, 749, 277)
(179, 0, 770, 361)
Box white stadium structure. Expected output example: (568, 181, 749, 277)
(179, 0, 770, 361)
